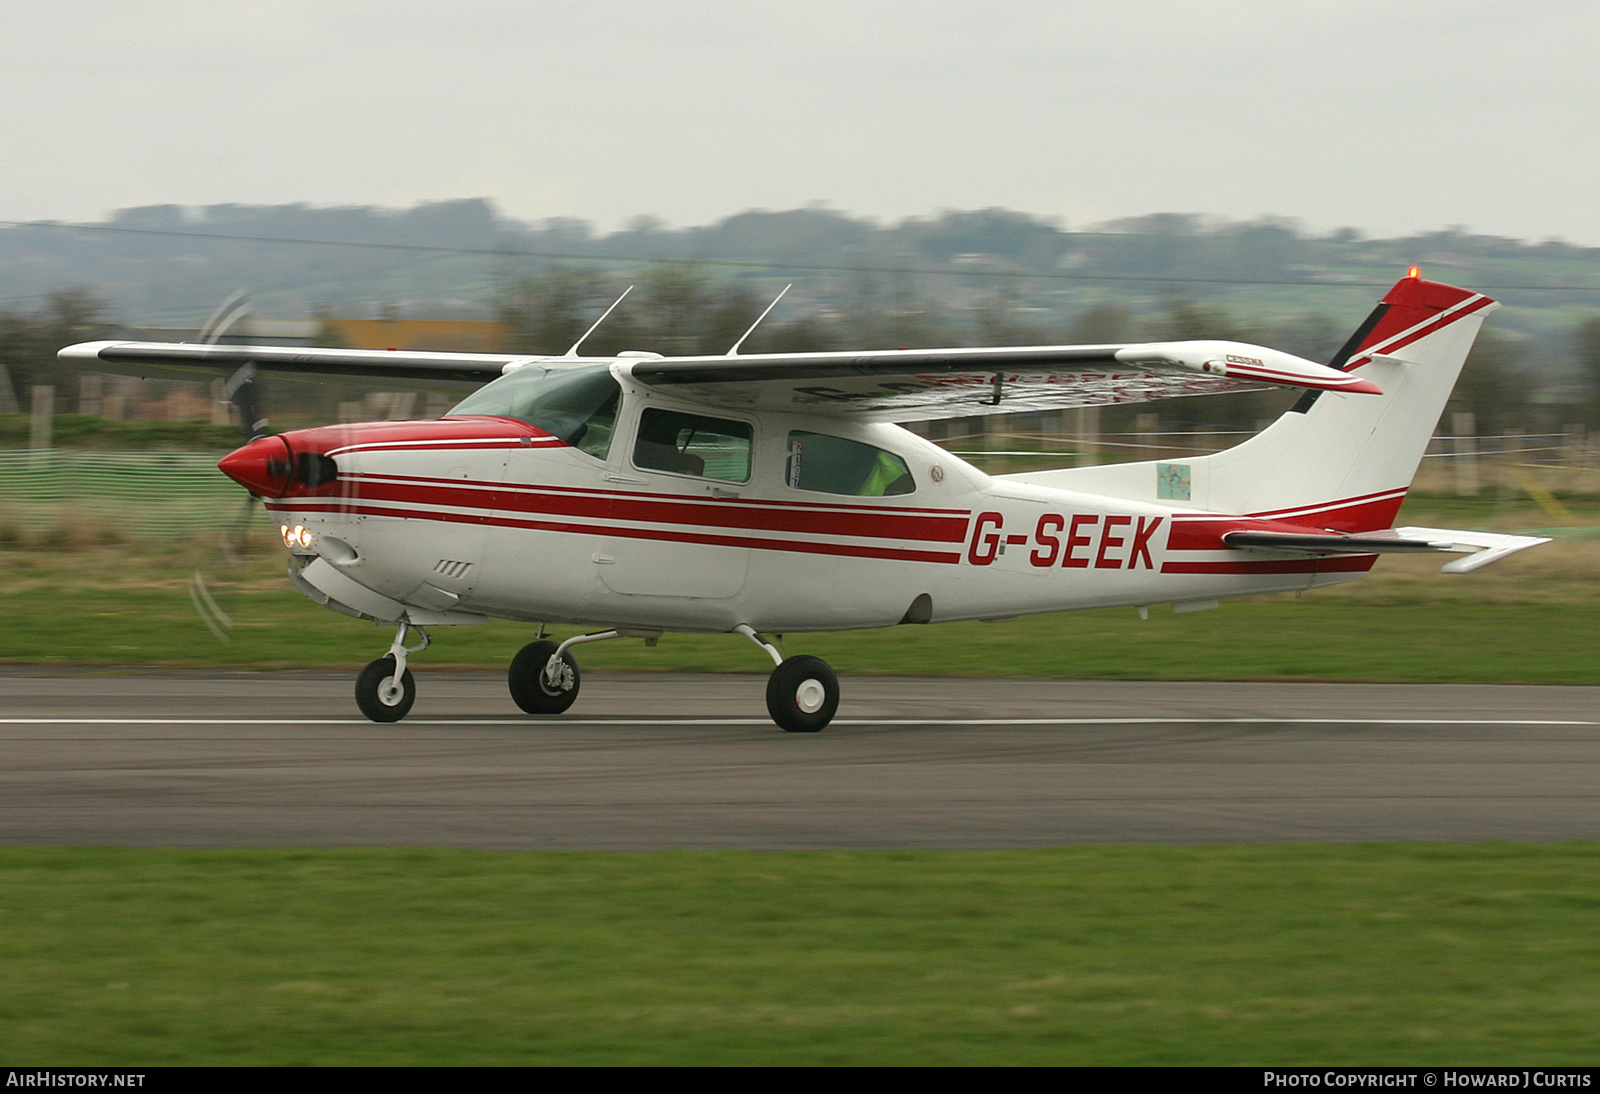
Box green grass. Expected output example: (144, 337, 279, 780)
(0, 414, 245, 452)
(15, 587, 1596, 682)
(1, 538, 1597, 684)
(3, 845, 1598, 1065)
(1, 492, 1596, 681)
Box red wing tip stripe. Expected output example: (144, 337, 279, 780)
(1224, 364, 1378, 391)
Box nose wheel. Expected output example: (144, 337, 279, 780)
(353, 621, 428, 723)
(355, 656, 416, 723)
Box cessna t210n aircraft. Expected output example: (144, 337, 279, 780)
(60, 273, 1546, 731)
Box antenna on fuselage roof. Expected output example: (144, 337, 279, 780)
(564, 285, 634, 357)
(726, 284, 792, 356)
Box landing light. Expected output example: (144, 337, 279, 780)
(282, 524, 313, 549)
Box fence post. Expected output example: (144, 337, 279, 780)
(29, 385, 54, 451)
(1135, 412, 1158, 461)
(1564, 423, 1586, 468)
(1074, 405, 1100, 466)
(1451, 411, 1478, 497)
(0, 362, 18, 415)
(78, 374, 103, 417)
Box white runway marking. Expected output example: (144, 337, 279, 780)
(1, 717, 1595, 728)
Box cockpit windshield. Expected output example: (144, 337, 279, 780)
(447, 365, 621, 459)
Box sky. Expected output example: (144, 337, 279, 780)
(6, 0, 1600, 243)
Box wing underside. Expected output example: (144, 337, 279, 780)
(60, 336, 1378, 422)
(623, 367, 1264, 421)
(622, 340, 1378, 422)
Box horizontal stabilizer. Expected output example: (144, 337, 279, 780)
(1223, 526, 1550, 573)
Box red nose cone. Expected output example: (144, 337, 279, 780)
(218, 435, 293, 498)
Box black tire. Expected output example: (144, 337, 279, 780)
(765, 655, 839, 733)
(508, 640, 581, 715)
(355, 656, 415, 723)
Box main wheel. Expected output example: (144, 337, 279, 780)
(355, 656, 416, 723)
(508, 640, 581, 715)
(765, 655, 839, 733)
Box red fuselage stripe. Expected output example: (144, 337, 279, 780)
(349, 470, 969, 516)
(336, 475, 972, 542)
(274, 501, 964, 564)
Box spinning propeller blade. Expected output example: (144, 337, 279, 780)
(193, 291, 269, 642)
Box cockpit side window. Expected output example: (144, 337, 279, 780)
(447, 366, 620, 459)
(633, 408, 752, 482)
(786, 431, 915, 497)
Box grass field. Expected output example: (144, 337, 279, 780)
(4, 496, 1599, 1066)
(3, 845, 1598, 1066)
(2, 493, 1597, 683)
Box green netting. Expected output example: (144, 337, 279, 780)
(0, 450, 248, 536)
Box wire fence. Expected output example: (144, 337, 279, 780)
(0, 450, 249, 539)
(0, 433, 1595, 540)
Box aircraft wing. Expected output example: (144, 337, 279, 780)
(619, 341, 1380, 422)
(57, 340, 524, 389)
(60, 336, 1378, 421)
(1224, 526, 1551, 573)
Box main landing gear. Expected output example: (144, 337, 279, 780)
(737, 624, 841, 733)
(507, 631, 607, 715)
(350, 621, 843, 732)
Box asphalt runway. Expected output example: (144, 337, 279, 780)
(1, 667, 1596, 848)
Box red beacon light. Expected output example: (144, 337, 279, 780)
(1407, 266, 1422, 279)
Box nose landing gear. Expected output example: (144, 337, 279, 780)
(354, 622, 429, 723)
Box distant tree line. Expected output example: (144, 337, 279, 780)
(1, 265, 1590, 438)
(496, 264, 1556, 434)
(6, 200, 1600, 361)
(0, 289, 111, 410)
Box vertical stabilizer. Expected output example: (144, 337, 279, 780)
(1199, 275, 1497, 529)
(1007, 275, 1498, 532)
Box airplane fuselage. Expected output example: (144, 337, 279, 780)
(237, 403, 1374, 637)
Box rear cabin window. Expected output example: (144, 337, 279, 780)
(786, 431, 915, 497)
(633, 408, 753, 482)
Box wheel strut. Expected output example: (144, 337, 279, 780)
(382, 621, 430, 704)
(738, 624, 840, 733)
(354, 620, 429, 723)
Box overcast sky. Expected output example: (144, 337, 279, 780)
(6, 0, 1599, 243)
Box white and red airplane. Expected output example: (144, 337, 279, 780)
(60, 272, 1545, 730)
